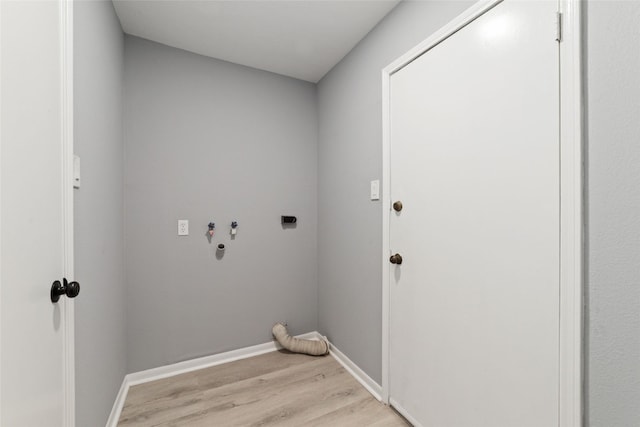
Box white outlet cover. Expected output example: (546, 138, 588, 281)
(178, 219, 189, 236)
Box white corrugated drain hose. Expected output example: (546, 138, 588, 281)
(272, 323, 329, 356)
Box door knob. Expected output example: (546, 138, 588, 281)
(393, 201, 403, 212)
(50, 278, 80, 303)
(389, 254, 403, 265)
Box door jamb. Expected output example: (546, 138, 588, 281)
(557, 0, 583, 425)
(0, 2, 3, 421)
(380, 1, 583, 425)
(61, 0, 76, 425)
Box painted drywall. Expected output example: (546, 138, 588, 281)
(586, 2, 640, 425)
(124, 36, 318, 373)
(317, 0, 473, 384)
(73, 1, 126, 426)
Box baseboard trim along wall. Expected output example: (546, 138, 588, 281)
(322, 334, 383, 400)
(106, 377, 130, 427)
(106, 332, 381, 426)
(389, 397, 423, 427)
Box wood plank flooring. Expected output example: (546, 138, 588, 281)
(118, 350, 409, 426)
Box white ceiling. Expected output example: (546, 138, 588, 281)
(112, 0, 401, 83)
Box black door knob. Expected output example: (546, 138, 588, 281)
(393, 201, 403, 212)
(51, 278, 80, 303)
(389, 254, 403, 265)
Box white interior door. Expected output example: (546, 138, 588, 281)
(389, 1, 560, 426)
(1, 1, 74, 425)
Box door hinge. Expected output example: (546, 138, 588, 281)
(555, 12, 563, 42)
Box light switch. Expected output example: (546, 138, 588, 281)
(370, 180, 380, 200)
(177, 220, 189, 236)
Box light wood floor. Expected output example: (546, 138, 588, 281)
(118, 350, 409, 426)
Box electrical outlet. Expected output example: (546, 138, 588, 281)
(177, 220, 189, 236)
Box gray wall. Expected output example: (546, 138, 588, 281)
(124, 36, 318, 372)
(74, 1, 126, 426)
(586, 2, 640, 426)
(317, 0, 473, 384)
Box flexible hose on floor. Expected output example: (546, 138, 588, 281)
(272, 323, 329, 356)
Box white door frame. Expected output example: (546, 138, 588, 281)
(61, 0, 76, 425)
(380, 1, 583, 426)
(0, 0, 75, 425)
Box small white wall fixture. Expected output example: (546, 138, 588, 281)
(380, 0, 583, 425)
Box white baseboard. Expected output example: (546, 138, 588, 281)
(105, 375, 129, 427)
(126, 331, 320, 387)
(321, 334, 383, 401)
(390, 397, 423, 427)
(105, 331, 382, 426)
